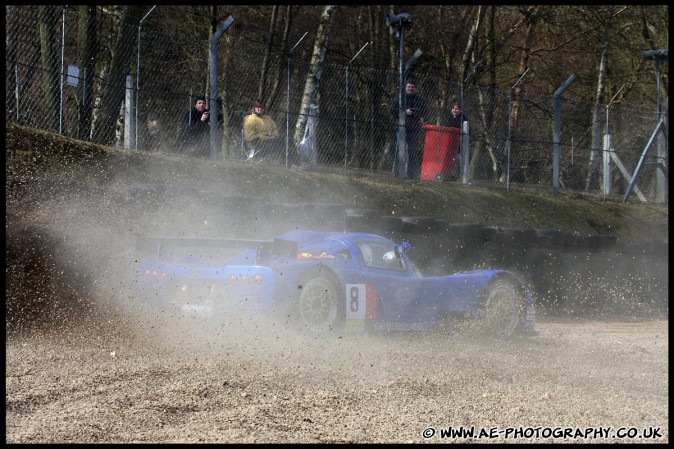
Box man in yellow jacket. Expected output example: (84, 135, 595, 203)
(243, 99, 280, 162)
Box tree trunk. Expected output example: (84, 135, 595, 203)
(293, 5, 337, 150)
(256, 5, 279, 102)
(585, 5, 614, 191)
(266, 5, 298, 110)
(459, 5, 486, 178)
(498, 5, 540, 182)
(460, 5, 482, 85)
(76, 5, 97, 141)
(365, 5, 388, 169)
(6, 5, 20, 125)
(473, 6, 499, 182)
(92, 6, 147, 145)
(387, 5, 396, 72)
(510, 6, 540, 133)
(39, 6, 60, 133)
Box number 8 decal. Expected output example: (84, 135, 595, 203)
(350, 286, 360, 313)
(345, 284, 366, 319)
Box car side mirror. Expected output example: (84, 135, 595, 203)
(395, 241, 411, 254)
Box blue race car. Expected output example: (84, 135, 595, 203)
(136, 230, 535, 338)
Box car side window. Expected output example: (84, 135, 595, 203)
(356, 239, 405, 271)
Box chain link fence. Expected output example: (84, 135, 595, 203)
(6, 6, 668, 203)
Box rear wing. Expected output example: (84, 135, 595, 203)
(135, 236, 298, 263)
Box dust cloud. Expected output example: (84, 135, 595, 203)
(5, 160, 668, 443)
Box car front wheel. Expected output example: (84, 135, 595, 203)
(474, 278, 524, 339)
(298, 275, 343, 334)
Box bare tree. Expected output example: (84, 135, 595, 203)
(433, 5, 475, 123)
(473, 6, 500, 181)
(76, 5, 97, 141)
(638, 6, 669, 103)
(387, 5, 398, 72)
(459, 5, 483, 85)
(510, 6, 541, 133)
(6, 6, 19, 124)
(496, 6, 540, 181)
(264, 6, 300, 110)
(256, 5, 279, 102)
(293, 5, 337, 149)
(93, 5, 148, 145)
(585, 5, 615, 191)
(38, 6, 60, 132)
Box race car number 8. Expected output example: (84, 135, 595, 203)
(345, 284, 366, 319)
(350, 286, 359, 312)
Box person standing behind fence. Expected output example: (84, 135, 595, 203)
(390, 79, 427, 180)
(243, 99, 280, 159)
(443, 101, 469, 180)
(444, 101, 468, 129)
(175, 96, 210, 157)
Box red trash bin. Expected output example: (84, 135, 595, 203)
(420, 125, 461, 182)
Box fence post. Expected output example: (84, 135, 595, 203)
(14, 65, 20, 122)
(460, 121, 470, 184)
(59, 6, 67, 135)
(395, 26, 407, 180)
(553, 75, 576, 196)
(124, 75, 135, 149)
(602, 133, 611, 195)
(459, 62, 480, 184)
(208, 15, 235, 160)
(506, 68, 529, 191)
(602, 86, 623, 197)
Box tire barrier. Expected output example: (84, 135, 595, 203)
(11, 179, 661, 260)
(485, 227, 521, 245)
(303, 203, 346, 232)
(444, 223, 492, 241)
(344, 208, 381, 233)
(379, 215, 405, 234)
(400, 216, 438, 234)
(118, 187, 661, 260)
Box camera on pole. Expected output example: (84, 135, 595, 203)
(386, 13, 413, 28)
(387, 12, 414, 179)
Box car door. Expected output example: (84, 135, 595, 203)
(348, 237, 431, 329)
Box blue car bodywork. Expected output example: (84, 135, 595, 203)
(136, 230, 535, 337)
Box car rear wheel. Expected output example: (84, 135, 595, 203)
(474, 278, 524, 339)
(298, 274, 343, 334)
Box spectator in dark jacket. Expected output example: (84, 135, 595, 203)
(390, 79, 427, 179)
(176, 96, 210, 157)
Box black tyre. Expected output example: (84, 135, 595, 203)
(380, 215, 404, 233)
(474, 278, 525, 339)
(303, 203, 346, 231)
(298, 273, 343, 333)
(345, 209, 380, 232)
(401, 216, 437, 234)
